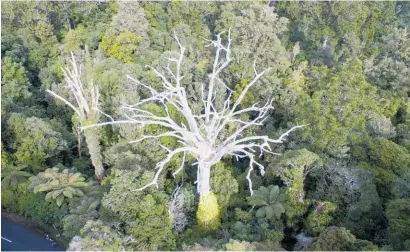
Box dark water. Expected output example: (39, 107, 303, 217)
(1, 216, 65, 251)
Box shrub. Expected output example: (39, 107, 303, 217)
(304, 226, 356, 251)
(100, 31, 142, 63)
(386, 199, 410, 250)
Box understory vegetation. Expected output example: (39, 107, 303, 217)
(1, 1, 410, 251)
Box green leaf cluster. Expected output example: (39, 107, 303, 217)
(101, 169, 175, 250)
(62, 196, 100, 238)
(100, 31, 142, 63)
(305, 201, 337, 235)
(28, 167, 88, 206)
(386, 199, 410, 250)
(1, 164, 32, 189)
(77, 220, 124, 251)
(247, 185, 286, 220)
(6, 114, 69, 171)
(210, 162, 239, 212)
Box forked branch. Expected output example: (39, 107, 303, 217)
(78, 30, 305, 195)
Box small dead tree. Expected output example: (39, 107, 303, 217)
(47, 52, 105, 181)
(168, 183, 188, 234)
(83, 30, 304, 229)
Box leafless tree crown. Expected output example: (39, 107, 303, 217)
(81, 30, 304, 195)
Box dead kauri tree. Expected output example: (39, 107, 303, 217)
(47, 52, 105, 181)
(82, 30, 303, 230)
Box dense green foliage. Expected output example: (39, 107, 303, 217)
(1, 1, 409, 251)
(247, 185, 287, 220)
(1, 164, 32, 188)
(28, 167, 89, 206)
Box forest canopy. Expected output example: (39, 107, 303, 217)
(1, 1, 410, 251)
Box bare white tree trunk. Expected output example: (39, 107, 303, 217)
(198, 161, 211, 196)
(47, 52, 104, 181)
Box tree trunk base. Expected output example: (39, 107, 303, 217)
(196, 192, 220, 232)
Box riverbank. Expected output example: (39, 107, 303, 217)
(1, 212, 68, 249)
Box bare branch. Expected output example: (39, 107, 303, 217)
(78, 30, 305, 197)
(95, 107, 114, 121)
(132, 147, 193, 192)
(46, 90, 81, 116)
(230, 67, 271, 114)
(173, 152, 186, 177)
(276, 124, 307, 142)
(47, 52, 101, 122)
(127, 75, 159, 96)
(81, 120, 137, 131)
(129, 132, 186, 144)
(48, 51, 106, 181)
(210, 71, 272, 143)
(61, 53, 91, 115)
(205, 29, 232, 123)
(146, 65, 174, 89)
(231, 149, 265, 195)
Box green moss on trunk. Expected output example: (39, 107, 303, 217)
(196, 192, 220, 232)
(83, 128, 104, 181)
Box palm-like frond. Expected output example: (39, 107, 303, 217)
(247, 185, 287, 220)
(28, 167, 88, 206)
(1, 164, 32, 189)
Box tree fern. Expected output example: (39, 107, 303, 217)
(1, 164, 32, 188)
(28, 167, 88, 206)
(247, 185, 287, 220)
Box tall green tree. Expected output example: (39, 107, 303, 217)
(62, 195, 100, 238)
(101, 168, 175, 250)
(267, 149, 321, 228)
(1, 57, 32, 104)
(386, 199, 410, 250)
(6, 114, 69, 171)
(67, 220, 124, 251)
(295, 59, 381, 157)
(100, 2, 149, 63)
